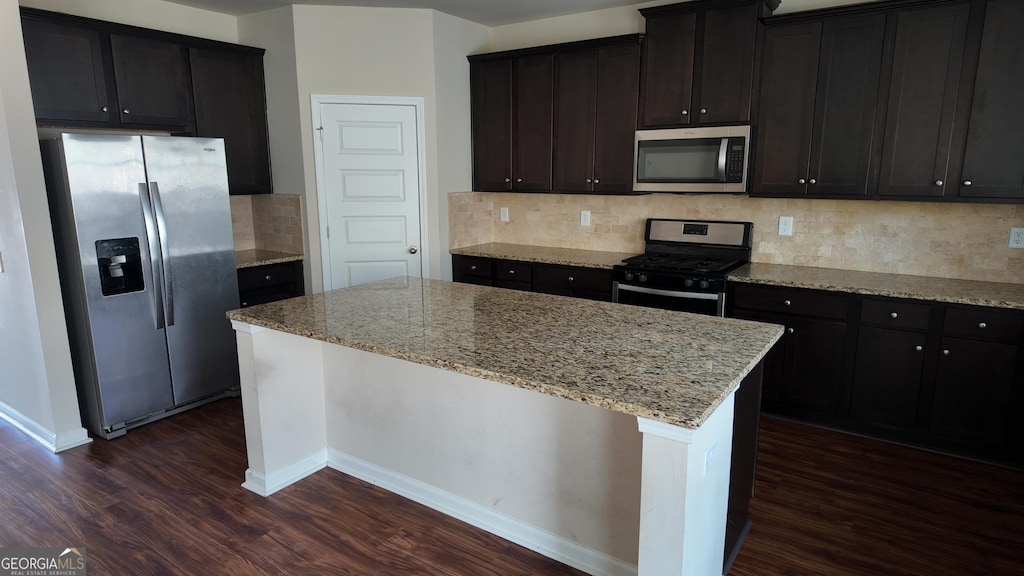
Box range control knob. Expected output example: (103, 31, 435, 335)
(684, 278, 695, 288)
(624, 272, 634, 282)
(638, 274, 648, 283)
(700, 279, 710, 290)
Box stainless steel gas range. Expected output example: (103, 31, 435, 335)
(612, 218, 753, 316)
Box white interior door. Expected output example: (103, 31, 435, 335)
(317, 100, 423, 290)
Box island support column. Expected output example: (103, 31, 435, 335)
(636, 392, 736, 576)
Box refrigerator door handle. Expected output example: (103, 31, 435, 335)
(149, 182, 174, 327)
(138, 183, 165, 330)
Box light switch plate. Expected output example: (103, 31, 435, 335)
(581, 210, 591, 227)
(499, 206, 509, 222)
(778, 216, 794, 237)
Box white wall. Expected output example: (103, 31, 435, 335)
(0, 0, 84, 448)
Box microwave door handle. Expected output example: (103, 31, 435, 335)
(718, 138, 729, 181)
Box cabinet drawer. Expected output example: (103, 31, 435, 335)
(456, 256, 492, 279)
(943, 307, 1024, 342)
(731, 284, 849, 320)
(860, 298, 931, 330)
(238, 262, 296, 290)
(494, 260, 532, 283)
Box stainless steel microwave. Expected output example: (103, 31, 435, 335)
(633, 125, 751, 193)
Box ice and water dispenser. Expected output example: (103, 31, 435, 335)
(95, 238, 145, 296)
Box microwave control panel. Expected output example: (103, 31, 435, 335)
(725, 138, 745, 182)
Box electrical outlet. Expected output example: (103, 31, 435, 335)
(704, 442, 717, 476)
(499, 206, 509, 222)
(581, 210, 591, 227)
(1010, 227, 1024, 249)
(778, 216, 794, 237)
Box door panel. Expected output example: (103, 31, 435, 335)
(110, 34, 191, 127)
(513, 54, 554, 191)
(593, 42, 641, 193)
(140, 136, 240, 405)
(554, 49, 598, 192)
(321, 102, 423, 290)
(698, 2, 758, 124)
(850, 326, 927, 430)
(640, 10, 696, 127)
(470, 59, 512, 191)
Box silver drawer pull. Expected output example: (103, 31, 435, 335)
(470, 265, 477, 270)
(943, 349, 951, 356)
(568, 276, 574, 282)
(265, 275, 272, 280)
(787, 327, 795, 334)
(890, 312, 898, 319)
(915, 345, 923, 352)
(784, 299, 792, 306)
(978, 322, 987, 329)
(509, 269, 515, 274)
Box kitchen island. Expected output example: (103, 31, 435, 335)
(227, 278, 782, 576)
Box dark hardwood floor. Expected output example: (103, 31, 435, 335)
(1, 398, 1021, 575)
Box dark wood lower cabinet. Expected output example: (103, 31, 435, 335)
(237, 260, 304, 308)
(729, 282, 1024, 467)
(452, 255, 612, 302)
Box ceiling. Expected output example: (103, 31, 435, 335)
(163, 0, 657, 26)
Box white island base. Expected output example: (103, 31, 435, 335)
(233, 322, 738, 576)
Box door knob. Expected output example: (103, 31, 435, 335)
(408, 246, 418, 254)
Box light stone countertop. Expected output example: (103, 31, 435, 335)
(226, 277, 783, 429)
(235, 249, 304, 270)
(451, 242, 637, 269)
(730, 262, 1024, 310)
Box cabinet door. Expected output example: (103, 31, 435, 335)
(749, 21, 819, 195)
(782, 316, 847, 414)
(752, 22, 821, 196)
(593, 42, 640, 193)
(512, 54, 554, 191)
(21, 18, 115, 124)
(471, 59, 512, 191)
(958, 0, 1024, 200)
(697, 2, 758, 124)
(554, 49, 598, 192)
(534, 264, 611, 301)
(877, 3, 971, 198)
(639, 10, 697, 128)
(930, 337, 1017, 447)
(190, 47, 272, 195)
(732, 309, 787, 410)
(109, 34, 191, 127)
(806, 14, 886, 197)
(850, 326, 927, 430)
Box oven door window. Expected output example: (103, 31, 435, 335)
(636, 138, 725, 183)
(615, 284, 722, 316)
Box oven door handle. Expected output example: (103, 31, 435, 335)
(615, 283, 721, 300)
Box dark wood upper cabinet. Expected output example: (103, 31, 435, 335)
(469, 53, 553, 192)
(554, 38, 641, 193)
(21, 17, 115, 124)
(753, 14, 886, 197)
(877, 2, 973, 199)
(109, 34, 191, 128)
(957, 0, 1024, 200)
(638, 0, 775, 128)
(190, 47, 273, 195)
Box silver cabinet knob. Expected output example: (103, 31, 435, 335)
(798, 178, 806, 184)
(469, 265, 476, 270)
(508, 269, 515, 274)
(943, 349, 951, 356)
(504, 178, 510, 183)
(516, 178, 523, 183)
(594, 178, 600, 183)
(963, 180, 972, 186)
(935, 180, 944, 186)
(890, 312, 898, 319)
(809, 178, 817, 184)
(586, 178, 592, 183)
(122, 108, 130, 114)
(787, 327, 795, 334)
(915, 345, 923, 352)
(681, 110, 689, 115)
(700, 108, 707, 114)
(102, 106, 109, 112)
(264, 275, 272, 280)
(568, 276, 574, 282)
(408, 246, 418, 254)
(979, 322, 987, 329)
(784, 299, 792, 306)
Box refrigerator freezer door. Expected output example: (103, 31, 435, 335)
(140, 136, 241, 405)
(53, 134, 175, 429)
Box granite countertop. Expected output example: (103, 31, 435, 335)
(227, 277, 782, 429)
(451, 242, 636, 269)
(235, 249, 304, 269)
(730, 262, 1024, 310)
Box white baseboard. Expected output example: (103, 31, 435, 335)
(242, 450, 328, 496)
(0, 400, 91, 453)
(327, 449, 638, 576)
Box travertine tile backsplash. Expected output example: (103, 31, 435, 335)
(230, 194, 304, 255)
(449, 192, 1024, 284)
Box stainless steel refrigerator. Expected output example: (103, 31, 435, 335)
(41, 133, 241, 439)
